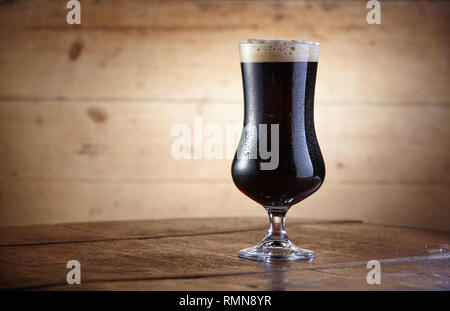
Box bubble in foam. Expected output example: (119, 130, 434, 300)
(239, 39, 320, 63)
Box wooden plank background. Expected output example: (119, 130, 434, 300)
(0, 0, 449, 230)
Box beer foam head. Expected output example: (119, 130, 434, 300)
(239, 39, 320, 62)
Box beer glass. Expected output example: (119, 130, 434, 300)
(232, 39, 325, 261)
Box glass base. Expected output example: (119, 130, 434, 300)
(238, 207, 315, 262)
(239, 240, 315, 261)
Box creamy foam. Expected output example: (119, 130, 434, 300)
(239, 39, 320, 63)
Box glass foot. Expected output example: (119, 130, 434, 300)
(238, 207, 315, 262)
(239, 239, 315, 261)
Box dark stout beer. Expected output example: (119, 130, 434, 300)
(232, 41, 325, 207)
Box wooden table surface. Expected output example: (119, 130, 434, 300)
(0, 218, 448, 290)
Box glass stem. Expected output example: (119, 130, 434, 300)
(264, 207, 289, 242)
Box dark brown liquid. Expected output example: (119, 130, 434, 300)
(231, 61, 325, 207)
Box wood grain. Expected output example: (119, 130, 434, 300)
(0, 1, 448, 102)
(0, 0, 449, 229)
(1, 181, 449, 231)
(0, 99, 448, 229)
(0, 100, 448, 182)
(0, 218, 448, 290)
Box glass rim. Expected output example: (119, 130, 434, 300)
(239, 39, 320, 47)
